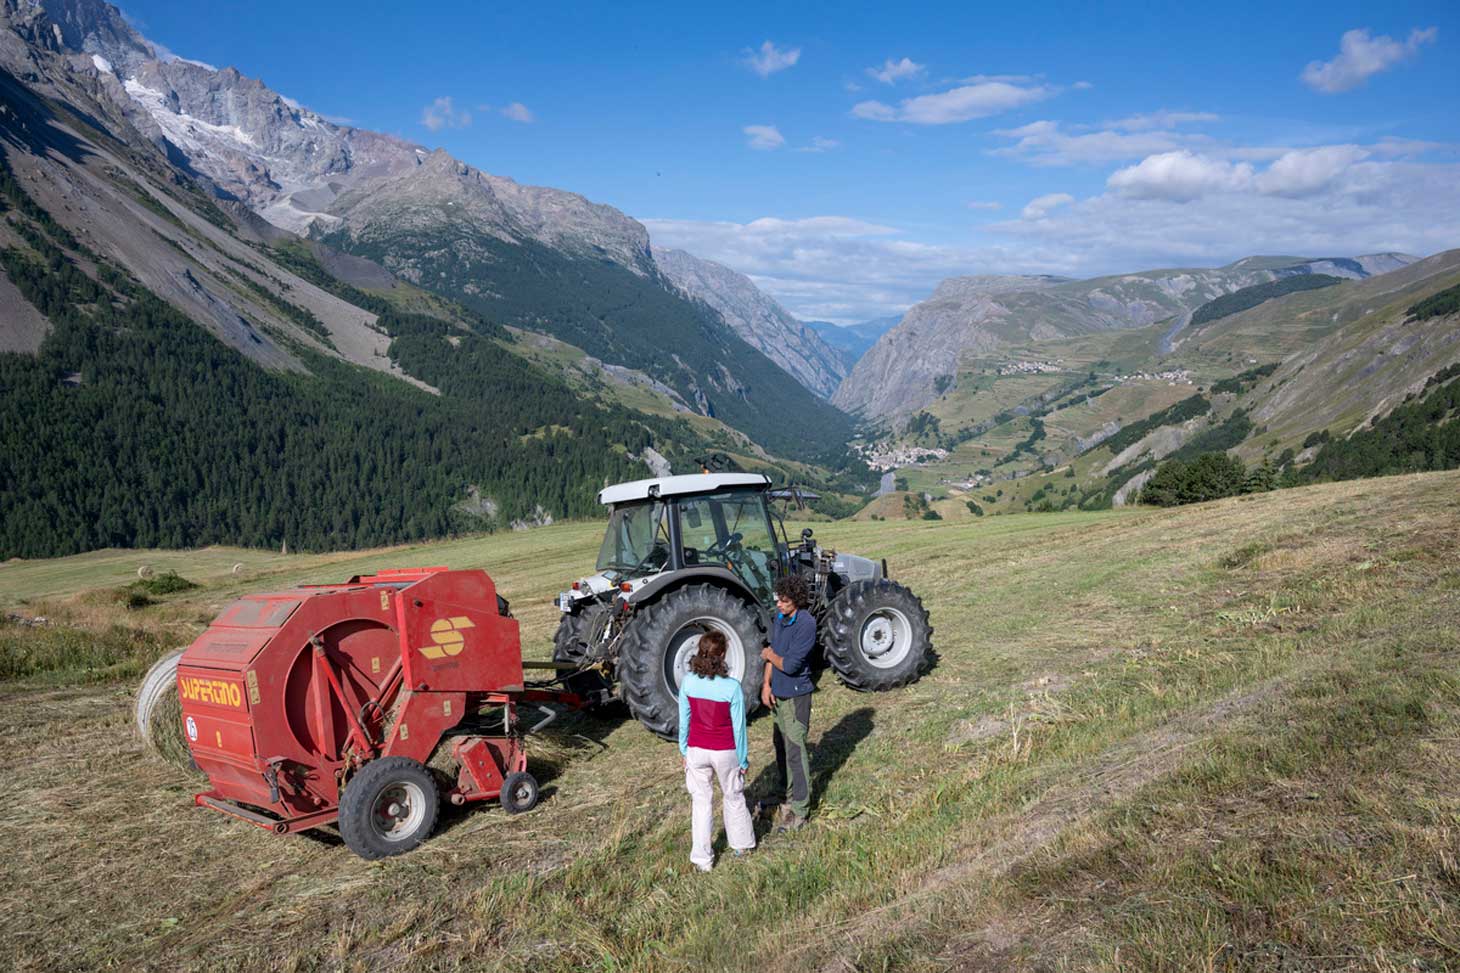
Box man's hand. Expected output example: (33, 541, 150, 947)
(761, 684, 774, 708)
(760, 646, 774, 662)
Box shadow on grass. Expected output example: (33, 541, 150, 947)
(746, 705, 876, 815)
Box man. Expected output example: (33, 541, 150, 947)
(760, 574, 815, 832)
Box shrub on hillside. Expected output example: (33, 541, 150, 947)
(1298, 368, 1460, 482)
(1406, 282, 1460, 322)
(1140, 453, 1248, 506)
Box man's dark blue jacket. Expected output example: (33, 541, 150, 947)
(768, 609, 816, 698)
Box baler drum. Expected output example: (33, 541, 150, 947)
(282, 618, 400, 760)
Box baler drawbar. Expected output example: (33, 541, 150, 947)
(175, 566, 586, 859)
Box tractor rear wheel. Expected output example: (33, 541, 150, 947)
(824, 580, 933, 692)
(552, 603, 616, 704)
(618, 584, 763, 738)
(339, 756, 440, 860)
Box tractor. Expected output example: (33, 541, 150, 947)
(553, 473, 933, 737)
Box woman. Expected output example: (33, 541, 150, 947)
(677, 629, 756, 872)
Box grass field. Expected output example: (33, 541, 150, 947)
(3, 471, 1459, 971)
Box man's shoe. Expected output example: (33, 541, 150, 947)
(775, 811, 807, 833)
(694, 862, 712, 873)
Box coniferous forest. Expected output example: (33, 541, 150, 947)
(0, 161, 760, 558)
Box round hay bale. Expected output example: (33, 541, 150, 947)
(136, 565, 153, 580)
(136, 649, 200, 774)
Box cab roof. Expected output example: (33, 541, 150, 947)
(597, 473, 771, 506)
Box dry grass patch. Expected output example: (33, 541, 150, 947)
(0, 471, 1457, 971)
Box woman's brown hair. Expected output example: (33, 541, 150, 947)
(688, 629, 729, 678)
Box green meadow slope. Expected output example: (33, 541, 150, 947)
(864, 250, 1460, 517)
(2, 469, 1458, 970)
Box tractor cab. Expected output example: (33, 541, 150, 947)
(588, 473, 786, 606)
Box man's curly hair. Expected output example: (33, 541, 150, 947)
(773, 574, 811, 610)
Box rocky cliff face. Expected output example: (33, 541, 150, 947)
(25, 0, 655, 273)
(834, 257, 1418, 418)
(654, 247, 846, 397)
(325, 148, 654, 279)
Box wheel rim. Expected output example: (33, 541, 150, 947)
(370, 780, 427, 842)
(511, 780, 535, 806)
(859, 607, 914, 669)
(665, 616, 746, 695)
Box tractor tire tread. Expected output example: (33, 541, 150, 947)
(617, 584, 763, 739)
(824, 580, 934, 692)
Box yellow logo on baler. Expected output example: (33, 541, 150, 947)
(179, 676, 243, 708)
(418, 616, 475, 659)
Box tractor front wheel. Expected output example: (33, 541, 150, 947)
(824, 580, 933, 692)
(339, 756, 440, 860)
(618, 584, 763, 738)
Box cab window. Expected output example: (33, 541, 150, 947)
(677, 491, 777, 602)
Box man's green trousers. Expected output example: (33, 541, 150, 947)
(771, 694, 813, 818)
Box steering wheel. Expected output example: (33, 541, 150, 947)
(629, 543, 669, 574)
(704, 532, 743, 561)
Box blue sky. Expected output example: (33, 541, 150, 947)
(122, 1, 1460, 322)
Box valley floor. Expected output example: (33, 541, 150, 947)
(2, 471, 1459, 971)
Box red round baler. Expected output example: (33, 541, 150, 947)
(175, 566, 579, 858)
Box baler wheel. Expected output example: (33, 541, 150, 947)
(338, 757, 440, 860)
(500, 771, 540, 815)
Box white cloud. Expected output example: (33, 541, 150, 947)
(1107, 144, 1389, 201)
(743, 124, 785, 150)
(742, 40, 800, 78)
(967, 200, 1003, 211)
(642, 215, 970, 322)
(992, 118, 1208, 166)
(421, 96, 471, 132)
(1253, 145, 1370, 196)
(1106, 110, 1220, 132)
(992, 110, 1220, 166)
(1021, 193, 1074, 220)
(989, 156, 1460, 276)
(796, 136, 841, 153)
(1301, 27, 1437, 93)
(642, 146, 1460, 320)
(867, 57, 925, 84)
(1107, 151, 1255, 201)
(500, 102, 534, 123)
(853, 80, 1057, 124)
